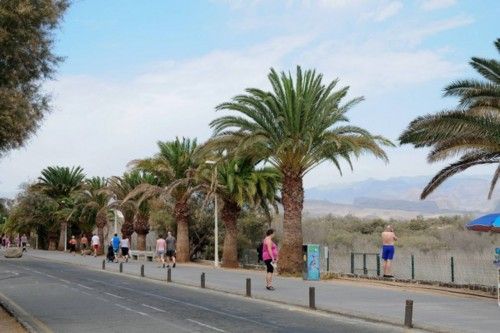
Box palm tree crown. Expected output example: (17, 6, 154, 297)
(211, 66, 392, 178)
(400, 38, 500, 199)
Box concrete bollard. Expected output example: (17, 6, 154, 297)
(309, 287, 316, 309)
(246, 278, 251, 297)
(167, 268, 172, 282)
(201, 272, 206, 288)
(119, 262, 123, 273)
(102, 259, 105, 270)
(140, 264, 144, 277)
(404, 299, 413, 328)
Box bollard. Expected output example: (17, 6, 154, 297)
(450, 257, 455, 283)
(102, 259, 105, 270)
(141, 264, 144, 277)
(309, 287, 316, 309)
(411, 255, 415, 280)
(201, 272, 206, 288)
(167, 268, 172, 282)
(119, 262, 123, 273)
(404, 299, 413, 328)
(376, 254, 381, 276)
(362, 253, 367, 275)
(350, 253, 355, 274)
(246, 278, 251, 297)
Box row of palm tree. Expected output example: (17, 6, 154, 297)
(9, 39, 497, 273)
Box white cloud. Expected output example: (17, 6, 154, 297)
(369, 1, 404, 22)
(420, 0, 457, 11)
(399, 15, 474, 46)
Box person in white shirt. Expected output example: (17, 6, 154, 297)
(120, 236, 130, 262)
(91, 234, 100, 257)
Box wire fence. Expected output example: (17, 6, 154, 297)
(241, 247, 498, 287)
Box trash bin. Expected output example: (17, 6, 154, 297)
(303, 244, 320, 281)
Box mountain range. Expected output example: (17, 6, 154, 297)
(304, 175, 499, 219)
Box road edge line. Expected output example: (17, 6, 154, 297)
(0, 290, 53, 333)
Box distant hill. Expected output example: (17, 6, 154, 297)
(304, 175, 498, 217)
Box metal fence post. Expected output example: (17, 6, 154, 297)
(201, 272, 206, 288)
(451, 257, 455, 283)
(326, 248, 330, 272)
(246, 278, 251, 297)
(140, 264, 144, 277)
(167, 267, 171, 282)
(119, 262, 123, 273)
(350, 253, 354, 274)
(376, 254, 381, 276)
(309, 287, 316, 309)
(411, 255, 415, 280)
(102, 259, 105, 270)
(404, 300, 413, 328)
(363, 253, 367, 275)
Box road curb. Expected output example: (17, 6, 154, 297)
(0, 290, 52, 333)
(27, 253, 461, 333)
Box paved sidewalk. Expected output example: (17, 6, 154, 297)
(22, 250, 500, 333)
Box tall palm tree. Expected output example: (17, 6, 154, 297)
(198, 157, 280, 268)
(128, 137, 201, 262)
(76, 177, 112, 254)
(35, 166, 85, 251)
(210, 66, 392, 274)
(400, 39, 500, 199)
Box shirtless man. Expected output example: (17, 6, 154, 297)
(156, 235, 167, 268)
(381, 225, 397, 278)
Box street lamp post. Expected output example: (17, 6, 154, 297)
(205, 160, 219, 268)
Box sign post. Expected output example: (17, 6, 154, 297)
(495, 247, 500, 307)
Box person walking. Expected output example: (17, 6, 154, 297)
(20, 234, 28, 252)
(91, 233, 99, 257)
(111, 233, 120, 262)
(80, 234, 88, 255)
(381, 225, 397, 278)
(120, 235, 130, 262)
(155, 234, 166, 268)
(262, 229, 278, 290)
(166, 231, 176, 268)
(69, 236, 77, 255)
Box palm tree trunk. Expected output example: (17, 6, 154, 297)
(121, 213, 134, 239)
(221, 200, 240, 268)
(97, 226, 105, 255)
(48, 231, 58, 251)
(134, 213, 149, 251)
(279, 171, 304, 275)
(57, 221, 67, 251)
(174, 201, 190, 262)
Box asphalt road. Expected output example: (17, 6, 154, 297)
(0, 257, 407, 333)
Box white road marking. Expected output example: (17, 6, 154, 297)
(115, 303, 149, 317)
(105, 292, 124, 299)
(45, 274, 56, 279)
(77, 283, 94, 290)
(59, 279, 70, 284)
(141, 303, 166, 312)
(187, 319, 226, 332)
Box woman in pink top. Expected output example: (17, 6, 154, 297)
(262, 229, 278, 290)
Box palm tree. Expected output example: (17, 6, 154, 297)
(129, 137, 201, 262)
(76, 177, 112, 254)
(120, 171, 159, 251)
(198, 157, 280, 268)
(108, 171, 145, 240)
(400, 39, 500, 199)
(210, 66, 392, 274)
(35, 166, 85, 251)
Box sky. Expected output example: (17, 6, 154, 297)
(0, 0, 499, 197)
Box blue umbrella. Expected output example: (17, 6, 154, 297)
(465, 213, 500, 233)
